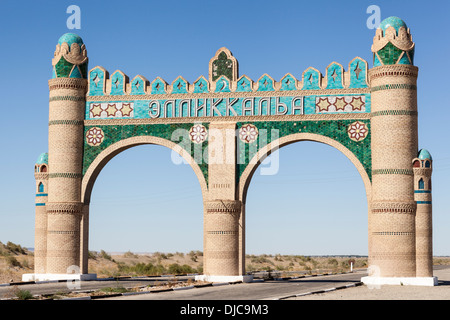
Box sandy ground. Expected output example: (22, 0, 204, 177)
(288, 266, 450, 300)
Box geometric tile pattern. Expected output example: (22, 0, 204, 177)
(347, 121, 369, 142)
(89, 102, 134, 118)
(316, 95, 366, 113)
(239, 124, 259, 143)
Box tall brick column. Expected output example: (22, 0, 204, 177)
(46, 77, 86, 274)
(197, 122, 251, 282)
(369, 64, 418, 278)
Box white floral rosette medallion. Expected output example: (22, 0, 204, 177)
(347, 121, 368, 142)
(86, 127, 105, 146)
(239, 124, 259, 143)
(189, 124, 208, 144)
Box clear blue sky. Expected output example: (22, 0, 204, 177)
(0, 0, 448, 256)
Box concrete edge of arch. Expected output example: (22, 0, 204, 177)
(22, 273, 97, 282)
(361, 275, 438, 287)
(194, 274, 254, 283)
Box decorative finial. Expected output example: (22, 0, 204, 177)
(52, 33, 88, 79)
(372, 17, 414, 66)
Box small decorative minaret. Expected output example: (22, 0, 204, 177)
(34, 153, 49, 274)
(413, 149, 433, 278)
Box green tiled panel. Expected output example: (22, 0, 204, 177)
(83, 123, 209, 185)
(212, 52, 233, 81)
(83, 120, 371, 191)
(54, 57, 74, 78)
(377, 42, 403, 65)
(79, 62, 88, 79)
(236, 120, 372, 183)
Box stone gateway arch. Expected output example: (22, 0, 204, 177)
(25, 17, 437, 286)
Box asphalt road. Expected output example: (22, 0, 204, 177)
(0, 271, 365, 300)
(99, 271, 366, 300)
(0, 276, 192, 298)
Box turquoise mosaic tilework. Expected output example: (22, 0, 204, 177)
(325, 63, 344, 89)
(36, 153, 49, 165)
(70, 66, 82, 78)
(151, 78, 167, 94)
(301, 68, 321, 90)
(110, 71, 126, 95)
(304, 96, 317, 114)
(257, 75, 275, 91)
(236, 76, 252, 92)
(380, 16, 407, 34)
(131, 76, 146, 95)
(365, 93, 371, 113)
(193, 77, 209, 93)
(418, 149, 432, 160)
(53, 33, 87, 79)
(85, 92, 369, 120)
(172, 77, 189, 94)
(280, 74, 297, 91)
(83, 123, 209, 184)
(55, 57, 74, 78)
(214, 76, 231, 93)
(349, 58, 368, 88)
(397, 52, 411, 65)
(373, 53, 382, 67)
(377, 42, 402, 65)
(58, 33, 84, 47)
(236, 120, 372, 183)
(89, 67, 106, 96)
(86, 96, 305, 119)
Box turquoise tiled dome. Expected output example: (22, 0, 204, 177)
(58, 33, 84, 47)
(36, 153, 48, 165)
(52, 33, 88, 79)
(379, 16, 407, 34)
(418, 149, 432, 161)
(373, 16, 414, 67)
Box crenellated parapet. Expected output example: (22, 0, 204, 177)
(87, 53, 369, 98)
(85, 49, 371, 121)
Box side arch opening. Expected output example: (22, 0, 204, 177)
(79, 135, 208, 273)
(238, 132, 372, 268)
(82, 135, 208, 205)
